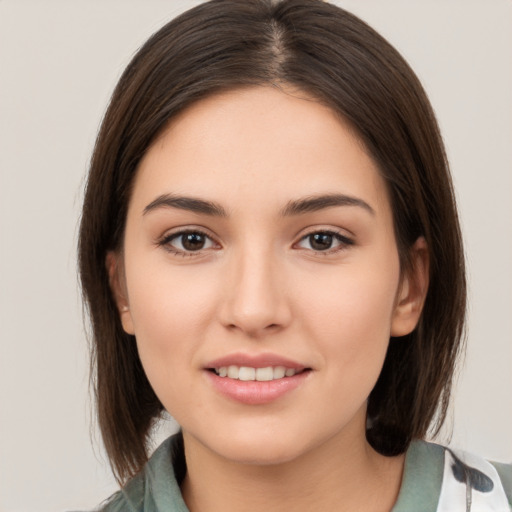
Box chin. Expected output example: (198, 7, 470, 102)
(216, 438, 307, 466)
(185, 422, 322, 467)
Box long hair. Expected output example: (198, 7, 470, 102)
(78, 0, 466, 484)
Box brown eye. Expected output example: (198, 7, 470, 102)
(161, 230, 216, 254)
(309, 233, 334, 251)
(181, 232, 207, 251)
(296, 231, 354, 253)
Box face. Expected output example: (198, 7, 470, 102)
(111, 86, 425, 466)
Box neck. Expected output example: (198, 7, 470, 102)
(180, 424, 405, 512)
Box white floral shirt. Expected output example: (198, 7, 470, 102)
(93, 435, 512, 512)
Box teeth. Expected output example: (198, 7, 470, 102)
(239, 367, 255, 381)
(273, 366, 286, 379)
(214, 365, 299, 381)
(227, 365, 239, 379)
(255, 367, 273, 381)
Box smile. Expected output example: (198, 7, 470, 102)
(212, 365, 301, 381)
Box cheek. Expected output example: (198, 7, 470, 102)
(127, 254, 217, 330)
(298, 256, 400, 371)
(123, 257, 219, 389)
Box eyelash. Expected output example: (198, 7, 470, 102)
(295, 229, 354, 255)
(157, 229, 218, 257)
(157, 228, 354, 257)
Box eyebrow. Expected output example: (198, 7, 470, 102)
(143, 194, 228, 217)
(280, 193, 375, 216)
(143, 192, 374, 218)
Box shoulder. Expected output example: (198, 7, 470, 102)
(394, 440, 512, 512)
(97, 434, 188, 512)
(488, 459, 512, 507)
(98, 472, 145, 512)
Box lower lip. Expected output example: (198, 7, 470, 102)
(205, 370, 310, 405)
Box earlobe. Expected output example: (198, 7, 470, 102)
(106, 251, 135, 335)
(390, 237, 429, 337)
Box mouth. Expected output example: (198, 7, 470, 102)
(204, 353, 312, 404)
(208, 365, 310, 382)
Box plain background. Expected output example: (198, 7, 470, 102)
(0, 1, 511, 510)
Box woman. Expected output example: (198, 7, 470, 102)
(78, 1, 511, 510)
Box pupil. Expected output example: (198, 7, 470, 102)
(182, 233, 205, 251)
(310, 233, 333, 250)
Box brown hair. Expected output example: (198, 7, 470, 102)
(79, 0, 466, 484)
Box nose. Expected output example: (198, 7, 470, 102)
(219, 246, 291, 338)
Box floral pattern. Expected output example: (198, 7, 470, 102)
(437, 447, 510, 511)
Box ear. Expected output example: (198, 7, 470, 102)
(106, 251, 135, 335)
(390, 237, 429, 337)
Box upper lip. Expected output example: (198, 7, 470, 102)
(205, 352, 308, 370)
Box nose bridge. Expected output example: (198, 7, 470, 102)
(221, 239, 289, 335)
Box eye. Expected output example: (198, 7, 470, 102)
(296, 230, 353, 253)
(160, 229, 217, 255)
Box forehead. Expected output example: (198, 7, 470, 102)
(132, 86, 390, 217)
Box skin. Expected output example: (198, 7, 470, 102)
(109, 86, 428, 512)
